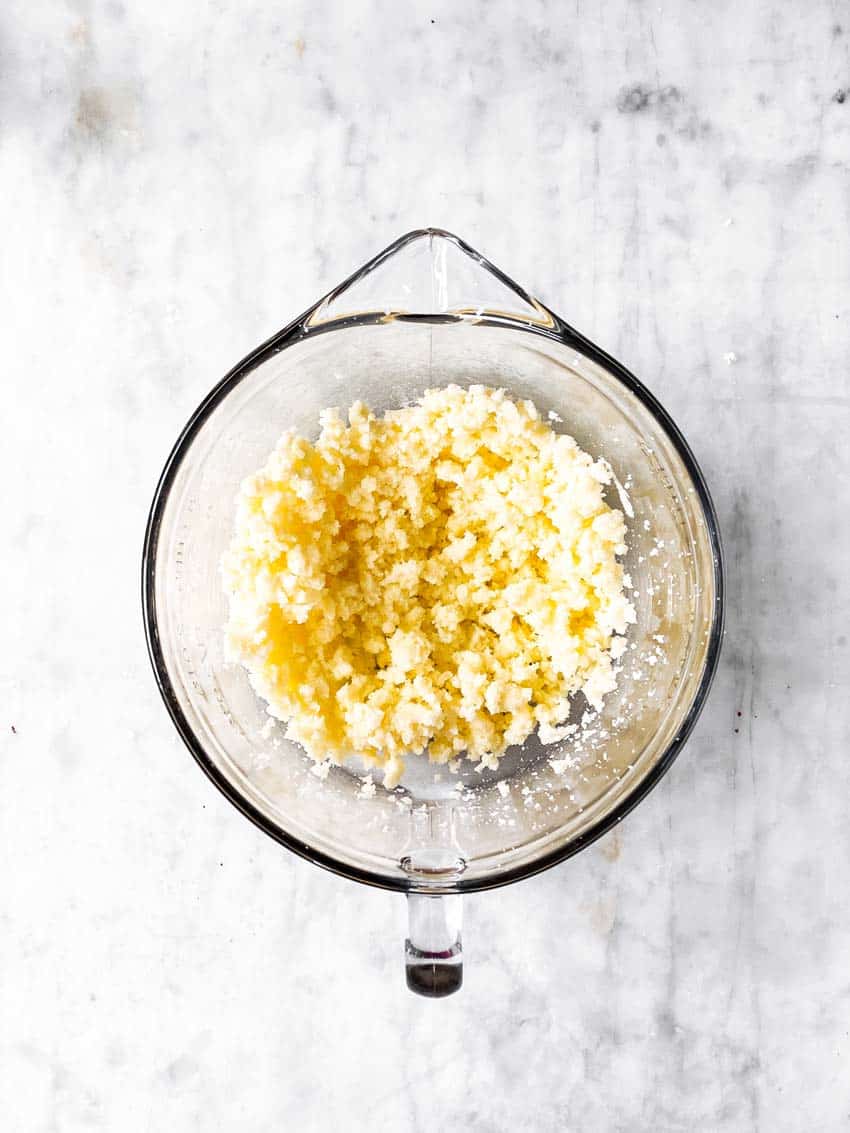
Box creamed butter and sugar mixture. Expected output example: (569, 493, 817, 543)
(223, 385, 635, 787)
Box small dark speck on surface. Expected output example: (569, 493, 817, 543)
(833, 23, 843, 37)
(616, 83, 682, 114)
(75, 88, 113, 143)
(734, 728, 739, 734)
(618, 85, 651, 113)
(319, 81, 337, 114)
(737, 710, 742, 717)
(73, 83, 137, 147)
(10, 725, 16, 734)
(833, 89, 847, 104)
(590, 120, 601, 133)
(164, 1056, 197, 1086)
(757, 92, 769, 105)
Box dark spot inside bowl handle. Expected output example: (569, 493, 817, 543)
(405, 892, 463, 997)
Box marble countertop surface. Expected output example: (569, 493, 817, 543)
(2, 1, 849, 1129)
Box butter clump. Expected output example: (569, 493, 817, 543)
(222, 385, 635, 787)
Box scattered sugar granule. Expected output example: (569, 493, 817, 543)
(358, 775, 376, 799)
(550, 757, 574, 775)
(538, 722, 578, 745)
(475, 752, 500, 773)
(610, 636, 628, 660)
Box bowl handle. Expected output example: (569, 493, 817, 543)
(405, 892, 463, 997)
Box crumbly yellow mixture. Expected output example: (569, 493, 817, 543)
(223, 385, 635, 787)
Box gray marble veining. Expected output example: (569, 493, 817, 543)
(1, 1, 849, 1129)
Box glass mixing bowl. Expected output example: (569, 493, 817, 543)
(142, 230, 723, 996)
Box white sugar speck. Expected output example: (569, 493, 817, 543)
(358, 775, 376, 799)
